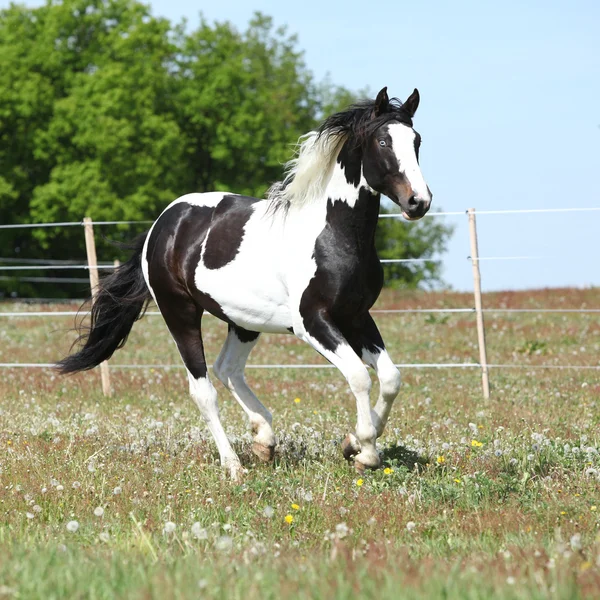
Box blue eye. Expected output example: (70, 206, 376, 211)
(379, 140, 386, 147)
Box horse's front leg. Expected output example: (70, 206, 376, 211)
(297, 311, 380, 471)
(341, 315, 401, 461)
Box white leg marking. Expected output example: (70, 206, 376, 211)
(300, 332, 380, 469)
(187, 370, 242, 479)
(362, 348, 401, 438)
(213, 331, 275, 450)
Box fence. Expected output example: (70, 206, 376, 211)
(1, 207, 599, 398)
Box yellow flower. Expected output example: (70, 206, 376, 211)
(454, 478, 462, 483)
(437, 456, 445, 464)
(356, 479, 364, 487)
(294, 397, 301, 404)
(291, 503, 300, 510)
(471, 440, 483, 447)
(284, 514, 294, 524)
(384, 467, 393, 475)
(560, 511, 567, 515)
(591, 506, 597, 512)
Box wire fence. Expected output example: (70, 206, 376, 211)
(1, 206, 599, 394)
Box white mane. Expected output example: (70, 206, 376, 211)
(266, 131, 347, 208)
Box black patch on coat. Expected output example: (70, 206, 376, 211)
(230, 324, 260, 344)
(299, 188, 383, 353)
(337, 139, 362, 187)
(202, 195, 257, 270)
(147, 203, 216, 379)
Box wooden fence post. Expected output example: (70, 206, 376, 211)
(467, 208, 491, 399)
(83, 217, 112, 397)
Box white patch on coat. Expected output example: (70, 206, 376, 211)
(387, 123, 431, 201)
(194, 200, 329, 334)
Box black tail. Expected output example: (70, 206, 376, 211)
(57, 233, 151, 374)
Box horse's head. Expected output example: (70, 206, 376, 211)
(362, 87, 432, 221)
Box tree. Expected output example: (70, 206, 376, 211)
(375, 204, 454, 289)
(0, 1, 452, 298)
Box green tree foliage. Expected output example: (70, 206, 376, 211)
(375, 205, 454, 289)
(0, 0, 452, 297)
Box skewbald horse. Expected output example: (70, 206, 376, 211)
(58, 87, 432, 479)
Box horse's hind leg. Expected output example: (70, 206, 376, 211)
(214, 325, 275, 462)
(155, 293, 242, 479)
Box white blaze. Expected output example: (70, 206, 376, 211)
(387, 123, 430, 201)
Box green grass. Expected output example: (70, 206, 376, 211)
(0, 287, 599, 599)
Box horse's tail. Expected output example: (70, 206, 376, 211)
(56, 233, 151, 374)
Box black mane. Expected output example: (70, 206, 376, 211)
(317, 97, 413, 146)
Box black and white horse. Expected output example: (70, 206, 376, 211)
(59, 87, 432, 479)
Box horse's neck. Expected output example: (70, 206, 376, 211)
(321, 159, 381, 249)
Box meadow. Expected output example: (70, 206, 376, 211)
(1, 287, 599, 599)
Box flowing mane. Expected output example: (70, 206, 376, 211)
(267, 97, 413, 209)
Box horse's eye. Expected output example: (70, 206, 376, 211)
(379, 140, 386, 147)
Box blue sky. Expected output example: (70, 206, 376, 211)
(4, 0, 599, 290)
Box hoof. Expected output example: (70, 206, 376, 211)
(354, 451, 381, 472)
(341, 434, 361, 462)
(252, 442, 275, 463)
(225, 460, 244, 482)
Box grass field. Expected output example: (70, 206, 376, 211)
(1, 287, 599, 599)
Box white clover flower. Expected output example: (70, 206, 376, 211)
(406, 521, 416, 532)
(56, 485, 64, 492)
(163, 521, 176, 534)
(66, 520, 79, 533)
(72, 481, 81, 489)
(94, 506, 104, 517)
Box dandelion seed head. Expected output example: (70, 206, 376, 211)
(215, 536, 233, 551)
(113, 486, 122, 495)
(406, 521, 416, 532)
(163, 521, 176, 534)
(191, 522, 208, 539)
(262, 506, 274, 518)
(66, 520, 79, 533)
(94, 506, 104, 517)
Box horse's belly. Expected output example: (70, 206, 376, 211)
(194, 264, 292, 333)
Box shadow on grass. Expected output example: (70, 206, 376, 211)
(380, 444, 429, 472)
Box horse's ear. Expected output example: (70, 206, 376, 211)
(373, 87, 389, 117)
(402, 88, 420, 118)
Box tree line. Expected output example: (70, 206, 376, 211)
(0, 0, 451, 298)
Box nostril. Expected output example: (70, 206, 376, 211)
(407, 195, 418, 208)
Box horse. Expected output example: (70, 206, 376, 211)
(58, 87, 432, 479)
